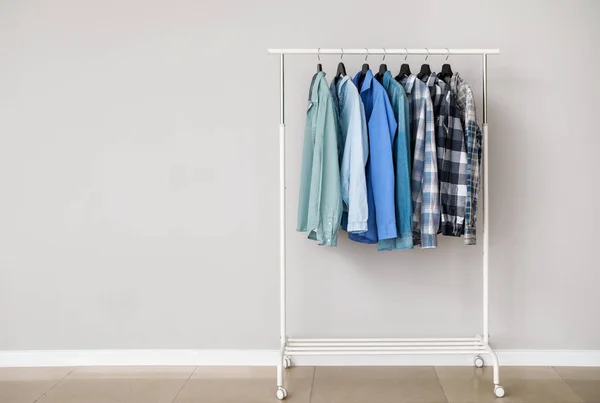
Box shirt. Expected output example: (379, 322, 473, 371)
(424, 74, 447, 117)
(399, 74, 440, 248)
(330, 76, 369, 234)
(436, 76, 468, 236)
(297, 72, 343, 246)
(377, 71, 413, 251)
(447, 73, 481, 245)
(349, 70, 397, 244)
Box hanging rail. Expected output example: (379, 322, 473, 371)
(268, 48, 499, 55)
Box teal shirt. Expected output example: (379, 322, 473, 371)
(377, 71, 414, 251)
(297, 72, 342, 246)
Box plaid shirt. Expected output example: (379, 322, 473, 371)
(399, 74, 439, 248)
(446, 73, 481, 245)
(435, 75, 468, 236)
(424, 74, 446, 116)
(423, 74, 468, 237)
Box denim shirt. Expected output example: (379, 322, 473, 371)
(377, 71, 413, 251)
(330, 76, 369, 234)
(297, 72, 343, 246)
(349, 70, 397, 244)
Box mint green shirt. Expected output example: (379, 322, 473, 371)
(296, 72, 342, 246)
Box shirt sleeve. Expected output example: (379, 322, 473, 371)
(369, 93, 398, 241)
(463, 88, 481, 245)
(343, 92, 369, 233)
(395, 94, 414, 245)
(314, 92, 343, 246)
(419, 94, 440, 248)
(411, 91, 440, 249)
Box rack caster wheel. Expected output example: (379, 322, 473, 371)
(276, 386, 288, 400)
(474, 355, 484, 368)
(494, 385, 505, 398)
(283, 356, 292, 369)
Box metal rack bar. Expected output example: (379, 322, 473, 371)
(289, 337, 479, 342)
(288, 341, 482, 347)
(268, 48, 499, 55)
(272, 48, 503, 401)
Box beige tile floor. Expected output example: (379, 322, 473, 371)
(0, 365, 598, 403)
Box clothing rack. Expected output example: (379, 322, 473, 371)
(267, 48, 502, 400)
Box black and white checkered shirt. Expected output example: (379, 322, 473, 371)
(423, 74, 468, 237)
(437, 84, 468, 236)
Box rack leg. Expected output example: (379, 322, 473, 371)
(277, 342, 285, 391)
(485, 347, 504, 397)
(276, 53, 288, 401)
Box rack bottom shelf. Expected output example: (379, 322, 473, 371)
(276, 336, 505, 399)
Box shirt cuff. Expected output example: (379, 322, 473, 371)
(377, 222, 398, 241)
(346, 220, 368, 234)
(395, 232, 414, 250)
(464, 226, 476, 245)
(420, 233, 438, 249)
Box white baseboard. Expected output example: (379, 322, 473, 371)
(0, 349, 599, 367)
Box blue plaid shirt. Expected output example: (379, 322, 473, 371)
(399, 74, 440, 248)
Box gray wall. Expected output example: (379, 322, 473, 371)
(0, 0, 599, 351)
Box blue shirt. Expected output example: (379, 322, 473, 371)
(349, 70, 397, 243)
(330, 76, 369, 234)
(377, 71, 413, 251)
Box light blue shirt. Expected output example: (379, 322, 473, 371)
(297, 72, 343, 246)
(349, 70, 397, 243)
(377, 71, 414, 251)
(330, 76, 369, 234)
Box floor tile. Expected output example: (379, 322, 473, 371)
(0, 367, 71, 403)
(68, 366, 196, 379)
(36, 366, 194, 403)
(310, 366, 448, 403)
(174, 366, 314, 403)
(435, 366, 583, 403)
(554, 367, 600, 402)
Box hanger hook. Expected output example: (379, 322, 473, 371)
(404, 48, 408, 61)
(317, 48, 321, 62)
(425, 48, 429, 61)
(445, 48, 450, 61)
(364, 48, 368, 61)
(382, 48, 386, 61)
(340, 48, 344, 60)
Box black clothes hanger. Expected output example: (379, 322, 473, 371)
(334, 49, 347, 85)
(375, 49, 387, 83)
(438, 63, 453, 80)
(417, 64, 431, 80)
(416, 49, 432, 80)
(437, 50, 453, 81)
(316, 48, 323, 73)
(357, 49, 370, 89)
(395, 49, 411, 81)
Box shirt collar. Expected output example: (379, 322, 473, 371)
(382, 70, 393, 89)
(352, 69, 374, 93)
(426, 73, 437, 87)
(449, 72, 462, 92)
(400, 74, 417, 94)
(309, 72, 327, 103)
(336, 75, 350, 96)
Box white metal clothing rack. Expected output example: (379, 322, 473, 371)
(268, 48, 501, 400)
